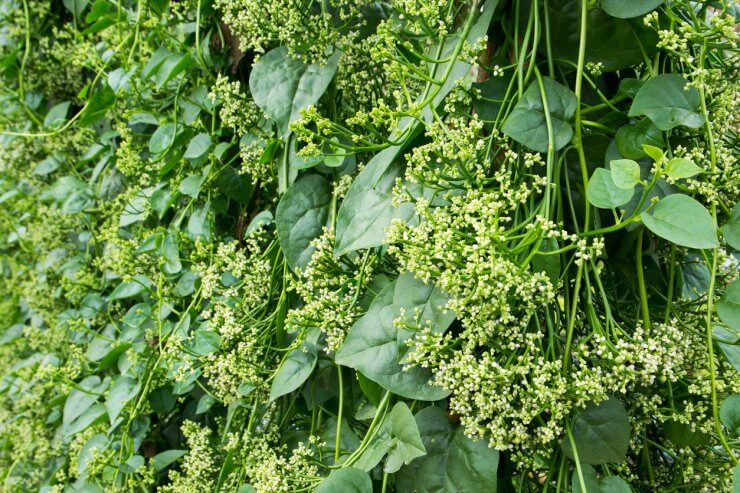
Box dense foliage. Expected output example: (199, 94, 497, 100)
(0, 0, 739, 491)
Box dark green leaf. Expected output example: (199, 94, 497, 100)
(601, 0, 663, 18)
(334, 146, 414, 256)
(152, 449, 187, 471)
(184, 133, 212, 160)
(249, 47, 341, 135)
(720, 394, 740, 436)
(629, 75, 705, 130)
(336, 273, 454, 401)
(572, 464, 632, 493)
(270, 328, 320, 400)
(562, 397, 631, 465)
(718, 279, 740, 331)
(615, 120, 664, 160)
(106, 376, 140, 424)
(275, 174, 332, 271)
(396, 406, 499, 493)
(502, 77, 577, 153)
(723, 203, 740, 250)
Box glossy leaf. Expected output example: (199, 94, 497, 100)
(664, 157, 702, 179)
(609, 159, 641, 189)
(601, 0, 663, 18)
(562, 397, 631, 465)
(629, 75, 705, 130)
(718, 279, 740, 331)
(315, 467, 372, 493)
(275, 174, 332, 271)
(572, 464, 632, 493)
(249, 47, 341, 135)
(396, 406, 499, 493)
(502, 76, 577, 153)
(641, 194, 718, 249)
(336, 273, 455, 400)
(587, 168, 634, 209)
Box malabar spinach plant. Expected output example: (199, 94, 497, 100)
(0, 0, 738, 492)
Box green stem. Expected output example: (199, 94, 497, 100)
(636, 229, 651, 333)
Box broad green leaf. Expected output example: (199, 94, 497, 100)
(155, 52, 194, 88)
(615, 120, 663, 160)
(64, 376, 105, 425)
(665, 158, 702, 179)
(396, 406, 499, 493)
(629, 75, 705, 131)
(714, 325, 740, 371)
(196, 394, 216, 414)
(587, 168, 634, 209)
(572, 464, 632, 493)
(149, 123, 179, 155)
(275, 174, 331, 271)
(152, 449, 187, 471)
(108, 274, 152, 301)
(532, 237, 561, 284)
(106, 376, 140, 424)
(545, 0, 658, 71)
(609, 159, 641, 189)
(723, 202, 740, 250)
(78, 434, 108, 476)
(270, 328, 320, 400)
(316, 467, 372, 493)
(249, 47, 341, 135)
(601, 0, 663, 18)
(184, 133, 212, 160)
(720, 394, 740, 436)
(562, 397, 631, 465)
(334, 146, 414, 256)
(160, 230, 182, 275)
(384, 402, 426, 473)
(192, 330, 221, 356)
(63, 0, 89, 19)
(502, 76, 577, 153)
(641, 194, 718, 249)
(718, 279, 740, 331)
(44, 101, 70, 128)
(336, 273, 455, 400)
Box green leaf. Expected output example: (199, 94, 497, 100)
(336, 273, 455, 400)
(641, 194, 718, 249)
(572, 464, 632, 493)
(665, 158, 702, 179)
(275, 174, 332, 271)
(62, 0, 89, 20)
(718, 279, 740, 331)
(270, 328, 320, 400)
(192, 330, 221, 356)
(587, 168, 634, 209)
(609, 159, 641, 189)
(384, 402, 426, 473)
(615, 120, 664, 160)
(642, 144, 664, 163)
(334, 146, 415, 256)
(149, 123, 179, 155)
(106, 376, 140, 424)
(629, 74, 705, 131)
(249, 47, 341, 135)
(502, 76, 577, 153)
(108, 274, 152, 301)
(396, 406, 499, 493)
(562, 397, 631, 465)
(64, 376, 105, 425)
(184, 133, 212, 160)
(714, 325, 740, 372)
(155, 52, 194, 88)
(720, 394, 740, 436)
(316, 467, 372, 493)
(723, 203, 740, 250)
(44, 101, 70, 128)
(152, 449, 186, 471)
(601, 0, 663, 18)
